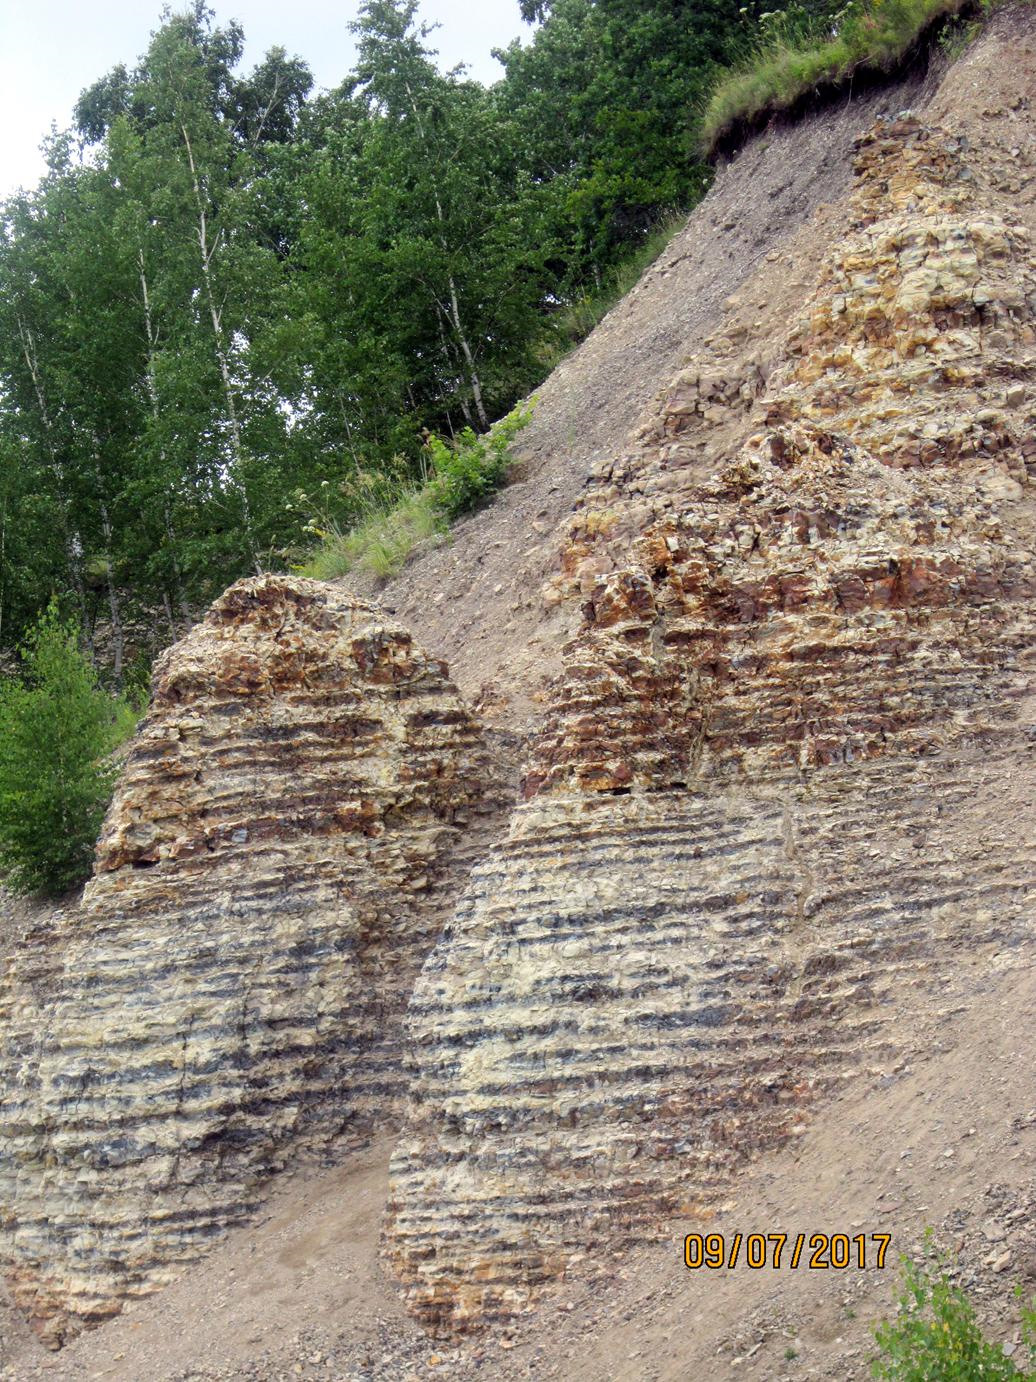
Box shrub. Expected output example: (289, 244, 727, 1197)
(938, 10, 982, 57)
(0, 604, 135, 896)
(426, 402, 534, 521)
(872, 1234, 1036, 1379)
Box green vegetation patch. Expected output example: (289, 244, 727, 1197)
(298, 401, 534, 583)
(872, 1232, 1036, 1379)
(299, 482, 445, 584)
(0, 605, 143, 896)
(702, 0, 974, 158)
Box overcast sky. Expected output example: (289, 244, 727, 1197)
(0, 0, 528, 198)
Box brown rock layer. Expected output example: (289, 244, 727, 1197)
(383, 117, 1036, 1328)
(0, 576, 504, 1345)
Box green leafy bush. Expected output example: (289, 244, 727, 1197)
(298, 401, 534, 581)
(0, 605, 137, 896)
(426, 402, 534, 521)
(872, 1234, 1036, 1379)
(701, 0, 973, 157)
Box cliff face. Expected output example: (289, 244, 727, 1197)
(382, 114, 1036, 1328)
(3, 14, 1036, 1362)
(0, 576, 505, 1345)
(533, 120, 1035, 789)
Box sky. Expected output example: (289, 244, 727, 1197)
(0, 0, 528, 199)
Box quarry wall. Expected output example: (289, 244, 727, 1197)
(2, 10, 1035, 1348)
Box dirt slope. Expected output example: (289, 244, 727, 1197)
(354, 69, 946, 730)
(363, 1, 1036, 739)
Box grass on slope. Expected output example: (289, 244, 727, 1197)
(298, 403, 533, 583)
(701, 0, 975, 157)
(299, 212, 691, 587)
(300, 487, 445, 583)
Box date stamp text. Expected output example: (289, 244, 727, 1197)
(683, 1232, 892, 1271)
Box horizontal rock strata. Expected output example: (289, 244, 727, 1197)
(386, 758, 1034, 1328)
(0, 576, 504, 1345)
(383, 116, 1036, 1328)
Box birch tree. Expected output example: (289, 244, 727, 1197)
(288, 0, 549, 472)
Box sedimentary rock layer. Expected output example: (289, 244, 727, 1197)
(0, 576, 502, 1344)
(384, 116, 1036, 1328)
(387, 758, 1034, 1329)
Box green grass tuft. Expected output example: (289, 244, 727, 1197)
(701, 0, 974, 158)
(296, 401, 534, 584)
(298, 487, 445, 583)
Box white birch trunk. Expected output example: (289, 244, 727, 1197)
(16, 318, 87, 618)
(138, 250, 192, 628)
(403, 82, 489, 430)
(180, 125, 260, 568)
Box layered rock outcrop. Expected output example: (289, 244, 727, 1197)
(383, 117, 1036, 1327)
(0, 576, 503, 1344)
(3, 79, 1035, 1360)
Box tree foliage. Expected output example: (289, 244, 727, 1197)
(0, 606, 130, 896)
(0, 0, 816, 676)
(496, 0, 746, 277)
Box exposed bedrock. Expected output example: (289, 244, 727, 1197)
(0, 576, 506, 1346)
(383, 117, 1036, 1328)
